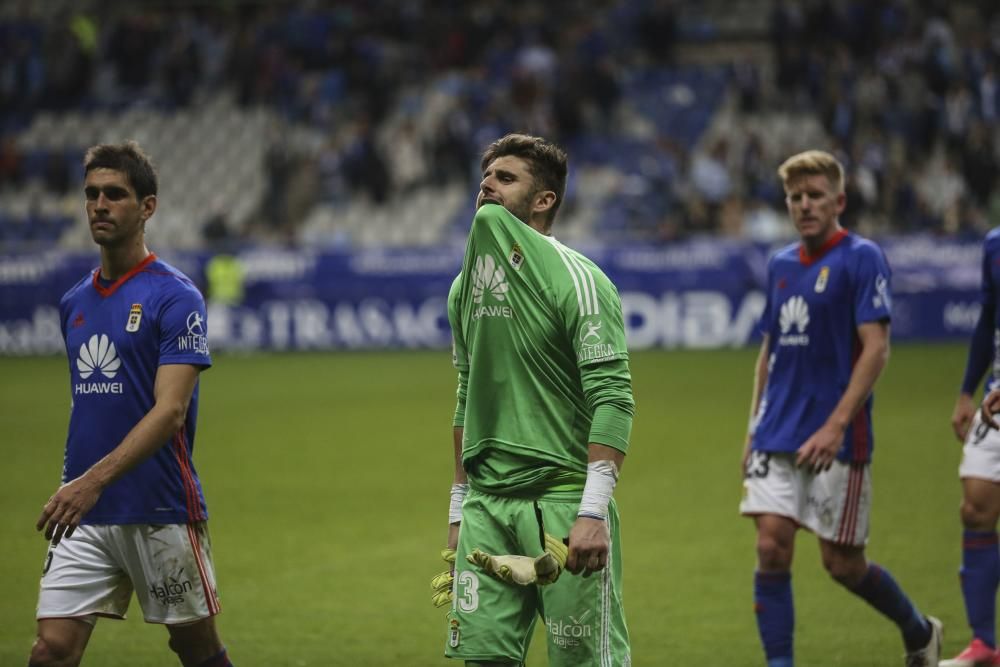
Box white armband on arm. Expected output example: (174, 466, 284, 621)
(577, 460, 619, 521)
(449, 483, 469, 525)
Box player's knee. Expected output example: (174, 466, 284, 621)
(960, 497, 1000, 530)
(821, 552, 866, 588)
(167, 634, 206, 665)
(168, 632, 182, 656)
(755, 534, 792, 570)
(167, 626, 224, 666)
(29, 634, 83, 667)
(167, 632, 202, 664)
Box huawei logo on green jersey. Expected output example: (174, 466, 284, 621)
(472, 255, 509, 304)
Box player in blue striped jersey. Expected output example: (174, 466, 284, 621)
(739, 150, 940, 667)
(944, 228, 1000, 667)
(29, 143, 233, 667)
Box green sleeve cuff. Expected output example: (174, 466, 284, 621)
(589, 402, 632, 453)
(580, 358, 634, 452)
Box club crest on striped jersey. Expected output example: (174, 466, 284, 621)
(508, 243, 525, 271)
(814, 266, 829, 293)
(126, 303, 143, 332)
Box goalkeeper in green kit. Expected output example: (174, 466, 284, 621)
(432, 133, 634, 666)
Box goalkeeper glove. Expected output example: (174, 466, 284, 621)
(467, 533, 568, 586)
(431, 548, 456, 608)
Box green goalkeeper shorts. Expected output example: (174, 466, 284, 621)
(444, 488, 630, 666)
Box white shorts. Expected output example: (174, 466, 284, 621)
(960, 409, 1000, 483)
(37, 522, 221, 625)
(740, 451, 872, 546)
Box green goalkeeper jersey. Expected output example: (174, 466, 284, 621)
(448, 204, 634, 497)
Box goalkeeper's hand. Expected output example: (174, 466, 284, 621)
(466, 533, 569, 586)
(431, 548, 456, 608)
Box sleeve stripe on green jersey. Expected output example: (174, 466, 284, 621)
(547, 237, 600, 317)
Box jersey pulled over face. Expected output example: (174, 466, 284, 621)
(477, 155, 540, 226)
(60, 255, 212, 524)
(750, 231, 891, 463)
(448, 204, 629, 492)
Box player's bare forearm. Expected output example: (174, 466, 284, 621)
(588, 442, 625, 469)
(748, 336, 770, 427)
(446, 425, 466, 549)
(952, 392, 976, 441)
(826, 321, 888, 432)
(37, 364, 200, 543)
(564, 443, 624, 576)
(447, 522, 460, 551)
(452, 426, 467, 485)
(85, 364, 199, 489)
(743, 336, 770, 472)
(797, 321, 887, 468)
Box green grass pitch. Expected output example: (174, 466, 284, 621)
(0, 344, 974, 665)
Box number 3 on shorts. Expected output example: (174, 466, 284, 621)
(456, 570, 480, 612)
(745, 451, 771, 478)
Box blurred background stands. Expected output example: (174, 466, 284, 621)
(1, 0, 999, 252)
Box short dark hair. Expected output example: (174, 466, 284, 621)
(84, 141, 158, 199)
(480, 133, 568, 226)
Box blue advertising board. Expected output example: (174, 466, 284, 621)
(0, 236, 983, 355)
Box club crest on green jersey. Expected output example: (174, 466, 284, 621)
(508, 243, 524, 271)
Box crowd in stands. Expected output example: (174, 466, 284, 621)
(1, 0, 999, 248)
(764, 0, 1000, 237)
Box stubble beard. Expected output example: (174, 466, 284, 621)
(478, 194, 533, 225)
(502, 194, 533, 225)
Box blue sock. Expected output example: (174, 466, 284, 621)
(849, 563, 930, 651)
(197, 648, 233, 667)
(755, 571, 794, 665)
(962, 530, 999, 648)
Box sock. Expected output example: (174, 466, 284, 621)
(961, 530, 1000, 649)
(755, 571, 794, 664)
(849, 563, 930, 652)
(197, 648, 232, 667)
